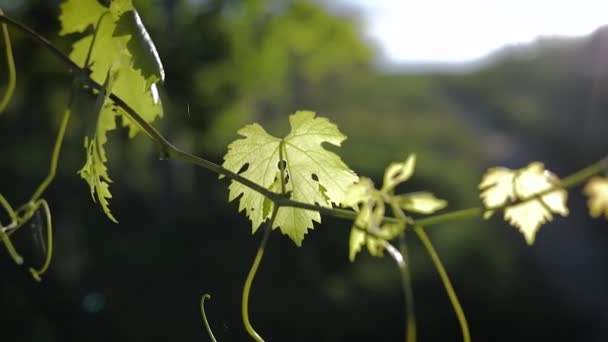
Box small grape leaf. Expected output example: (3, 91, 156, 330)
(344, 178, 386, 260)
(78, 68, 119, 222)
(479, 162, 569, 244)
(78, 105, 119, 223)
(382, 155, 415, 192)
(222, 111, 358, 246)
(584, 177, 608, 219)
(396, 192, 447, 214)
(344, 155, 445, 261)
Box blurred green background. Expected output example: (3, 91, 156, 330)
(1, 0, 608, 341)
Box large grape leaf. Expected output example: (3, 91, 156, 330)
(584, 177, 608, 219)
(63, 0, 163, 137)
(479, 162, 569, 244)
(59, 0, 164, 221)
(222, 111, 358, 245)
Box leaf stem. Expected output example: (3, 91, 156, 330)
(399, 234, 416, 342)
(28, 199, 53, 281)
(414, 227, 470, 342)
(0, 193, 17, 223)
(31, 109, 71, 202)
(388, 202, 416, 342)
(0, 227, 23, 265)
(0, 8, 16, 113)
(385, 239, 416, 342)
(242, 207, 277, 342)
(201, 294, 218, 342)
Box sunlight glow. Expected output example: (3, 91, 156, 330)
(351, 0, 608, 63)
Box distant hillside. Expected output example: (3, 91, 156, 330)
(431, 26, 608, 169)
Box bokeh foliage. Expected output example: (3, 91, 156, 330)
(1, 0, 608, 341)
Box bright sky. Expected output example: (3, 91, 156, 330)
(350, 0, 608, 63)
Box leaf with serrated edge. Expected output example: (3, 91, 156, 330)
(222, 111, 358, 245)
(479, 162, 568, 244)
(78, 105, 119, 223)
(584, 177, 608, 219)
(479, 167, 516, 207)
(78, 68, 119, 222)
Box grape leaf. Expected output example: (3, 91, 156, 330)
(584, 177, 608, 219)
(59, 0, 107, 35)
(396, 192, 447, 214)
(79, 114, 118, 223)
(479, 162, 569, 244)
(64, 1, 163, 137)
(344, 155, 446, 260)
(78, 77, 119, 222)
(343, 178, 390, 260)
(59, 0, 164, 220)
(114, 9, 165, 85)
(222, 111, 358, 245)
(382, 155, 415, 192)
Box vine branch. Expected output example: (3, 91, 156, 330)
(0, 8, 15, 113)
(0, 11, 607, 245)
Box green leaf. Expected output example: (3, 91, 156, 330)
(382, 155, 415, 192)
(112, 67, 163, 137)
(584, 177, 608, 219)
(114, 9, 165, 84)
(78, 107, 119, 223)
(109, 0, 134, 17)
(348, 227, 366, 261)
(222, 111, 358, 245)
(78, 69, 119, 222)
(65, 2, 163, 137)
(479, 162, 569, 244)
(345, 156, 445, 261)
(396, 192, 447, 214)
(59, 0, 108, 35)
(344, 177, 390, 261)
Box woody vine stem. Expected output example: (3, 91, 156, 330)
(1, 9, 607, 342)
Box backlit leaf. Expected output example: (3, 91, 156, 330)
(397, 192, 447, 214)
(479, 162, 569, 244)
(78, 106, 119, 223)
(222, 111, 358, 245)
(60, 0, 164, 219)
(65, 1, 163, 137)
(382, 155, 415, 192)
(114, 9, 165, 84)
(345, 155, 439, 261)
(78, 69, 119, 222)
(584, 177, 608, 219)
(59, 0, 107, 35)
(344, 178, 386, 260)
